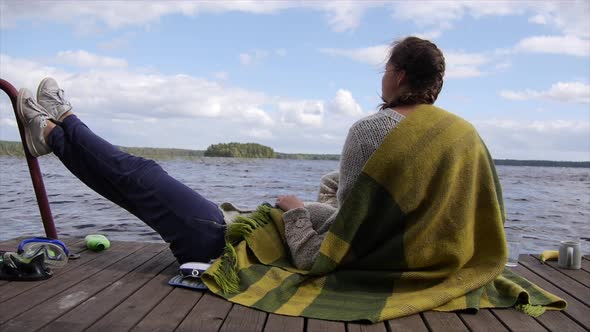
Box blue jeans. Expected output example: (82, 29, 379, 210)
(47, 115, 226, 263)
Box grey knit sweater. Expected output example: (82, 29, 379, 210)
(283, 108, 405, 270)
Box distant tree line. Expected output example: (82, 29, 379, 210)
(494, 159, 590, 168)
(275, 152, 340, 160)
(204, 142, 275, 158)
(0, 141, 204, 160)
(0, 140, 25, 157)
(1, 140, 589, 166)
(119, 146, 204, 159)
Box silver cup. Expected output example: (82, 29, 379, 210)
(558, 241, 582, 270)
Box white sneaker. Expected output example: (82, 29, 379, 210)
(16, 89, 52, 157)
(36, 77, 72, 123)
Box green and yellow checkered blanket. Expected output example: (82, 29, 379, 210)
(203, 104, 566, 322)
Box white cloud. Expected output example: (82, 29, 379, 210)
(500, 82, 590, 104)
(239, 53, 253, 65)
(56, 50, 128, 68)
(320, 45, 491, 78)
(315, 1, 370, 32)
(0, 117, 17, 128)
(525, 0, 590, 39)
(474, 118, 590, 161)
(2, 1, 588, 39)
(528, 14, 547, 25)
(0, 1, 291, 30)
(241, 107, 274, 126)
(495, 61, 511, 70)
(245, 128, 273, 139)
(319, 45, 389, 66)
(513, 35, 590, 57)
(213, 71, 229, 81)
(327, 89, 363, 116)
(391, 0, 589, 40)
(0, 53, 270, 122)
(278, 100, 325, 128)
(239, 50, 270, 65)
(97, 32, 137, 51)
(444, 51, 490, 78)
(0, 53, 365, 154)
(0, 1, 376, 33)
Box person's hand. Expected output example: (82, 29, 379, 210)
(275, 195, 304, 211)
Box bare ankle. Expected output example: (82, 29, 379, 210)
(43, 121, 57, 142)
(58, 111, 73, 122)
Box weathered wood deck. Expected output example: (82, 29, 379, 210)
(0, 237, 588, 332)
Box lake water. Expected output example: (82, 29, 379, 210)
(1, 156, 589, 254)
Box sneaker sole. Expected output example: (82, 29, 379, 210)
(16, 88, 41, 157)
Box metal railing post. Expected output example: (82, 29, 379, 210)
(0, 78, 57, 239)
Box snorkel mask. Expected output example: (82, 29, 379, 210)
(17, 237, 69, 268)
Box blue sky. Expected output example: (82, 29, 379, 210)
(0, 1, 588, 160)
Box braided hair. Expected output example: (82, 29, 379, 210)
(380, 37, 445, 110)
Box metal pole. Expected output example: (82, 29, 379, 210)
(0, 78, 57, 239)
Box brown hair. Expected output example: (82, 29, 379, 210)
(380, 36, 445, 110)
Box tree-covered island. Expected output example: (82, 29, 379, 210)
(204, 142, 275, 158)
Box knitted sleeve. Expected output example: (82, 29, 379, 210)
(317, 170, 339, 208)
(283, 203, 338, 270)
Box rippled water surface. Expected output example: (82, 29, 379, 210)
(1, 156, 588, 254)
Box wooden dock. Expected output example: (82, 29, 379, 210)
(0, 237, 588, 331)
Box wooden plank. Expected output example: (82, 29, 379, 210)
(171, 291, 230, 332)
(491, 309, 547, 332)
(534, 311, 587, 332)
(38, 247, 173, 332)
(86, 262, 179, 332)
(307, 318, 346, 332)
(543, 260, 590, 288)
(219, 303, 267, 332)
(347, 321, 387, 332)
(531, 253, 590, 287)
(459, 310, 508, 331)
(422, 311, 469, 332)
(264, 314, 304, 332)
(387, 314, 428, 332)
(0, 238, 88, 303)
(582, 256, 589, 273)
(0, 240, 147, 324)
(131, 288, 203, 332)
(519, 255, 590, 305)
(0, 237, 29, 250)
(511, 264, 589, 330)
(1, 242, 163, 332)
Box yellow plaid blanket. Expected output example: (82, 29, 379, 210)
(203, 104, 566, 322)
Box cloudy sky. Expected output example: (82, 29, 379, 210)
(0, 1, 589, 161)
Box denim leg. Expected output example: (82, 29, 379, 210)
(47, 115, 225, 263)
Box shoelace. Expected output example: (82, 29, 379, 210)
(26, 98, 50, 128)
(43, 89, 71, 107)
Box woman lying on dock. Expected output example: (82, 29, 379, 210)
(17, 36, 444, 268)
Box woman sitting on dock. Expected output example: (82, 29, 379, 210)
(15, 36, 568, 322)
(16, 36, 444, 268)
